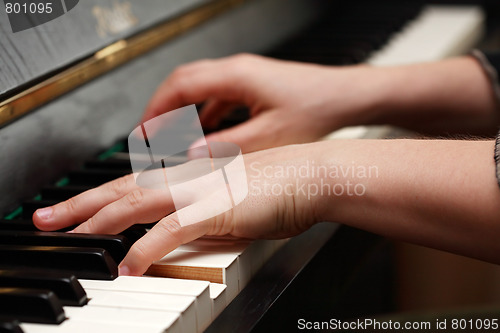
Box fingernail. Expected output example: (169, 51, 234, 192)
(36, 207, 53, 221)
(119, 265, 131, 276)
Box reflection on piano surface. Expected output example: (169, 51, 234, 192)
(0, 0, 485, 332)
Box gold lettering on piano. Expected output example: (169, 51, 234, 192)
(92, 1, 138, 38)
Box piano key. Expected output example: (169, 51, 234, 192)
(367, 5, 485, 66)
(115, 152, 189, 166)
(177, 238, 251, 253)
(84, 158, 132, 172)
(21, 319, 177, 333)
(0, 231, 130, 264)
(0, 245, 118, 280)
(41, 186, 92, 201)
(21, 201, 59, 219)
(62, 307, 182, 333)
(177, 239, 263, 290)
(68, 170, 129, 186)
(0, 288, 65, 324)
(0, 269, 87, 307)
(0, 219, 72, 233)
(119, 225, 148, 243)
(85, 289, 197, 333)
(79, 276, 211, 329)
(0, 320, 23, 333)
(183, 238, 284, 276)
(208, 284, 226, 319)
(146, 250, 239, 301)
(323, 5, 484, 142)
(0, 219, 38, 232)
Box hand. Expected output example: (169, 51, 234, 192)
(142, 54, 379, 153)
(32, 144, 325, 276)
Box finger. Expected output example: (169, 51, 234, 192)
(33, 174, 138, 231)
(118, 210, 211, 276)
(72, 188, 174, 235)
(199, 99, 239, 128)
(141, 56, 255, 124)
(190, 110, 285, 155)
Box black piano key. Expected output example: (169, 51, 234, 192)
(120, 225, 148, 244)
(0, 219, 37, 231)
(273, 47, 368, 64)
(0, 288, 65, 324)
(0, 219, 72, 233)
(0, 269, 87, 306)
(224, 107, 250, 122)
(41, 185, 92, 201)
(0, 231, 130, 264)
(21, 200, 59, 219)
(216, 119, 242, 131)
(68, 170, 129, 186)
(84, 158, 133, 172)
(0, 319, 23, 333)
(0, 245, 118, 280)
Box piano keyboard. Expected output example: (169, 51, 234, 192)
(327, 4, 485, 141)
(0, 3, 484, 333)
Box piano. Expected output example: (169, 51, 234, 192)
(0, 0, 488, 332)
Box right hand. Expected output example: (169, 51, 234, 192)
(33, 143, 330, 276)
(142, 54, 379, 153)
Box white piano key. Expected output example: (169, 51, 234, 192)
(209, 283, 227, 319)
(85, 289, 196, 333)
(21, 320, 174, 333)
(368, 5, 484, 66)
(178, 238, 252, 291)
(147, 250, 240, 301)
(244, 240, 277, 276)
(326, 5, 484, 142)
(79, 275, 212, 331)
(272, 238, 289, 251)
(178, 238, 281, 290)
(63, 306, 182, 333)
(177, 238, 252, 254)
(324, 126, 370, 140)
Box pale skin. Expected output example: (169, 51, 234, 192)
(33, 54, 500, 276)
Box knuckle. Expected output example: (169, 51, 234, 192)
(170, 64, 194, 79)
(130, 240, 149, 263)
(125, 189, 144, 208)
(64, 197, 79, 215)
(109, 175, 132, 197)
(212, 209, 233, 235)
(232, 53, 254, 61)
(84, 216, 97, 232)
(227, 54, 256, 77)
(157, 218, 183, 245)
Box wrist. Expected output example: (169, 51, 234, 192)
(366, 57, 500, 133)
(293, 140, 377, 224)
(324, 65, 396, 128)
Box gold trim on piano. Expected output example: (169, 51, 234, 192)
(0, 0, 246, 127)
